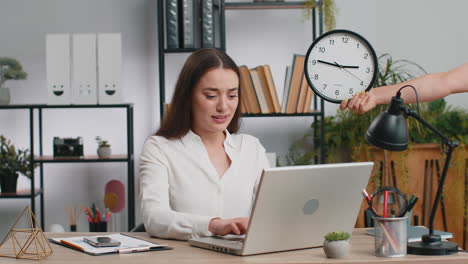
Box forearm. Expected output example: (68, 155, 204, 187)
(372, 72, 450, 105)
(141, 202, 213, 240)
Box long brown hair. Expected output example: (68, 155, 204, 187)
(156, 48, 242, 139)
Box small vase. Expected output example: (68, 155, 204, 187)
(323, 239, 350, 258)
(97, 146, 112, 158)
(0, 87, 11, 105)
(0, 172, 19, 193)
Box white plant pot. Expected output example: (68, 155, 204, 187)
(0, 87, 11, 105)
(323, 239, 350, 258)
(97, 146, 112, 158)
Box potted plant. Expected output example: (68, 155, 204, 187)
(95, 136, 112, 158)
(0, 135, 33, 193)
(0, 57, 27, 105)
(323, 231, 351, 258)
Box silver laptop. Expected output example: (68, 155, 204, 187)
(189, 162, 374, 256)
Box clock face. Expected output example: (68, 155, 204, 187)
(304, 29, 378, 104)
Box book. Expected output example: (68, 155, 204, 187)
(166, 0, 179, 48)
(281, 66, 292, 113)
(366, 226, 453, 243)
(239, 66, 261, 114)
(302, 81, 314, 113)
(49, 233, 171, 255)
(257, 65, 281, 113)
(179, 0, 195, 48)
(286, 54, 305, 114)
(249, 68, 270, 114)
(201, 0, 214, 48)
(296, 74, 309, 113)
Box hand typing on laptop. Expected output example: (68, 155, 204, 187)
(208, 217, 249, 236)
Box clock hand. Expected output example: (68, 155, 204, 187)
(334, 61, 363, 82)
(317, 60, 341, 68)
(340, 64, 359, 69)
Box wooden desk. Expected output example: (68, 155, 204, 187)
(2, 229, 468, 264)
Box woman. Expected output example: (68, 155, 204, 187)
(139, 48, 270, 240)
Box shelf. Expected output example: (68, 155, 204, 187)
(242, 111, 322, 117)
(33, 155, 129, 163)
(163, 48, 201, 53)
(0, 188, 43, 199)
(225, 1, 309, 10)
(0, 104, 132, 109)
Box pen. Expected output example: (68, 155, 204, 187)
(118, 246, 151, 254)
(361, 189, 378, 216)
(406, 197, 419, 213)
(383, 190, 389, 218)
(61, 240, 84, 251)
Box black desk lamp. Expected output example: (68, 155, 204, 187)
(365, 85, 459, 255)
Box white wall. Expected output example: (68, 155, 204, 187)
(0, 0, 158, 236)
(1, 0, 467, 237)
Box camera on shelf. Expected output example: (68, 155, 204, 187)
(53, 137, 84, 157)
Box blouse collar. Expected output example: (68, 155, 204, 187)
(181, 129, 239, 150)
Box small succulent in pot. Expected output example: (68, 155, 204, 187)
(95, 136, 111, 158)
(323, 231, 351, 258)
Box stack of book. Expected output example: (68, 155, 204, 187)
(166, 0, 218, 49)
(239, 56, 314, 114)
(281, 54, 314, 114)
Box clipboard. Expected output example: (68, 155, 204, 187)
(49, 233, 172, 256)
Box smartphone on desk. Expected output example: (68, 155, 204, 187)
(83, 236, 121, 247)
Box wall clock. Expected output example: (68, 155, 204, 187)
(304, 29, 378, 104)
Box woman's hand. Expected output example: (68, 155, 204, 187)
(208, 217, 249, 236)
(339, 91, 378, 114)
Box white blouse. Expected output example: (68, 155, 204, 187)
(139, 130, 270, 240)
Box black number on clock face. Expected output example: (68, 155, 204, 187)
(349, 88, 354, 94)
(314, 74, 319, 80)
(319, 47, 326, 53)
(342, 37, 349, 43)
(335, 90, 339, 96)
(329, 39, 335, 45)
(323, 84, 327, 89)
(312, 60, 317, 65)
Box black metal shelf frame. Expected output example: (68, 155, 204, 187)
(157, 0, 326, 163)
(0, 104, 135, 231)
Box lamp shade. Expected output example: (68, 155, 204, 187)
(365, 111, 409, 151)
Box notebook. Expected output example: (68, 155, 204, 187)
(49, 233, 171, 255)
(189, 162, 374, 255)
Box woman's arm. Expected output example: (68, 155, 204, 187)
(139, 138, 213, 240)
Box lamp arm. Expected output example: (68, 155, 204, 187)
(403, 106, 459, 236)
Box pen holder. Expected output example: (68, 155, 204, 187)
(89, 222, 107, 232)
(374, 216, 407, 257)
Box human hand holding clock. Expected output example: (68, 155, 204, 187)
(305, 29, 378, 103)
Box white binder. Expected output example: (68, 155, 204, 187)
(46, 34, 71, 105)
(97, 33, 122, 104)
(72, 34, 98, 104)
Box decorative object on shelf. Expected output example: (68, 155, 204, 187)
(52, 136, 84, 157)
(0, 57, 27, 105)
(104, 180, 125, 232)
(304, 0, 337, 31)
(0, 206, 53, 260)
(95, 136, 112, 158)
(0, 135, 33, 193)
(323, 231, 351, 258)
(304, 29, 378, 104)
